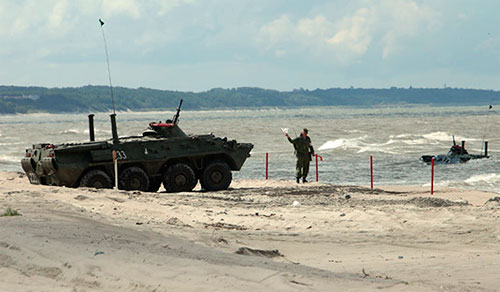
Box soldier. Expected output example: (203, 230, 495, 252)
(285, 128, 315, 183)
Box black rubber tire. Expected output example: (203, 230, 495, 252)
(200, 161, 232, 191)
(147, 176, 162, 192)
(163, 163, 197, 193)
(119, 167, 149, 191)
(80, 170, 112, 189)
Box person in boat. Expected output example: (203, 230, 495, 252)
(285, 128, 314, 183)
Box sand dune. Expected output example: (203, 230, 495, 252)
(1, 171, 499, 291)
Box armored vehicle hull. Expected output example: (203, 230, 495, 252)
(420, 140, 488, 165)
(21, 102, 253, 192)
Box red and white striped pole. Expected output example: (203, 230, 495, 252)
(431, 158, 435, 195)
(370, 156, 373, 190)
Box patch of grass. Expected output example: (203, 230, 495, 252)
(1, 208, 22, 217)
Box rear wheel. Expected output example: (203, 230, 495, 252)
(80, 170, 112, 189)
(200, 161, 232, 191)
(163, 163, 197, 193)
(119, 167, 149, 191)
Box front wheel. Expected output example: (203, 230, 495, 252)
(119, 167, 149, 191)
(163, 163, 197, 193)
(80, 170, 112, 189)
(200, 161, 232, 191)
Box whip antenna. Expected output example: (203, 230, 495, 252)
(99, 18, 116, 114)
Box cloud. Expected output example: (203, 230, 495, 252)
(101, 0, 142, 19)
(257, 0, 441, 63)
(0, 0, 195, 39)
(258, 15, 294, 49)
(378, 0, 440, 59)
(153, 0, 196, 16)
(257, 15, 336, 58)
(0, 0, 196, 61)
(1, 0, 497, 91)
(47, 0, 73, 36)
(327, 8, 375, 61)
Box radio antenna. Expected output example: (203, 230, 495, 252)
(99, 18, 116, 114)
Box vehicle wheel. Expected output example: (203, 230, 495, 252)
(163, 163, 197, 193)
(147, 176, 162, 192)
(119, 167, 149, 191)
(80, 170, 112, 189)
(200, 161, 232, 191)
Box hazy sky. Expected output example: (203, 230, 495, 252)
(1, 0, 499, 91)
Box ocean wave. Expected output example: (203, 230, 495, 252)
(389, 134, 415, 138)
(422, 132, 479, 142)
(427, 173, 500, 193)
(464, 173, 500, 186)
(318, 136, 398, 154)
(59, 129, 84, 135)
(386, 132, 483, 147)
(422, 131, 454, 141)
(58, 128, 112, 135)
(318, 136, 366, 151)
(318, 139, 351, 151)
(95, 129, 112, 134)
(0, 154, 21, 164)
(317, 130, 490, 155)
(0, 142, 24, 146)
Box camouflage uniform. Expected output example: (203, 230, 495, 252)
(288, 135, 314, 180)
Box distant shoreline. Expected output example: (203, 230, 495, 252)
(0, 104, 492, 117)
(1, 85, 498, 114)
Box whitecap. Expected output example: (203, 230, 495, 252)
(59, 129, 83, 135)
(318, 139, 350, 151)
(0, 154, 21, 164)
(318, 136, 398, 154)
(422, 132, 479, 142)
(422, 131, 453, 142)
(464, 173, 500, 185)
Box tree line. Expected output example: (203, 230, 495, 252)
(0, 85, 498, 114)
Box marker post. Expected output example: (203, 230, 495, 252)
(370, 156, 374, 190)
(112, 150, 118, 189)
(315, 154, 323, 182)
(431, 158, 435, 195)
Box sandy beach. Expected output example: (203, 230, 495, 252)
(1, 171, 499, 291)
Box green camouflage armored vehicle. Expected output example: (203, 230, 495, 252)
(21, 100, 253, 192)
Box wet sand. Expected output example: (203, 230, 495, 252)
(1, 171, 499, 291)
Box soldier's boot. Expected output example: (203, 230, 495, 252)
(296, 177, 300, 184)
(302, 177, 308, 183)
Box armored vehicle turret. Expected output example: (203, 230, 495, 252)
(21, 100, 253, 192)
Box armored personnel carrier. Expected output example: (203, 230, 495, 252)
(21, 100, 253, 192)
(420, 138, 489, 165)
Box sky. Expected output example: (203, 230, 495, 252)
(0, 0, 499, 92)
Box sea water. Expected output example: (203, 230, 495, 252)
(0, 105, 498, 193)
